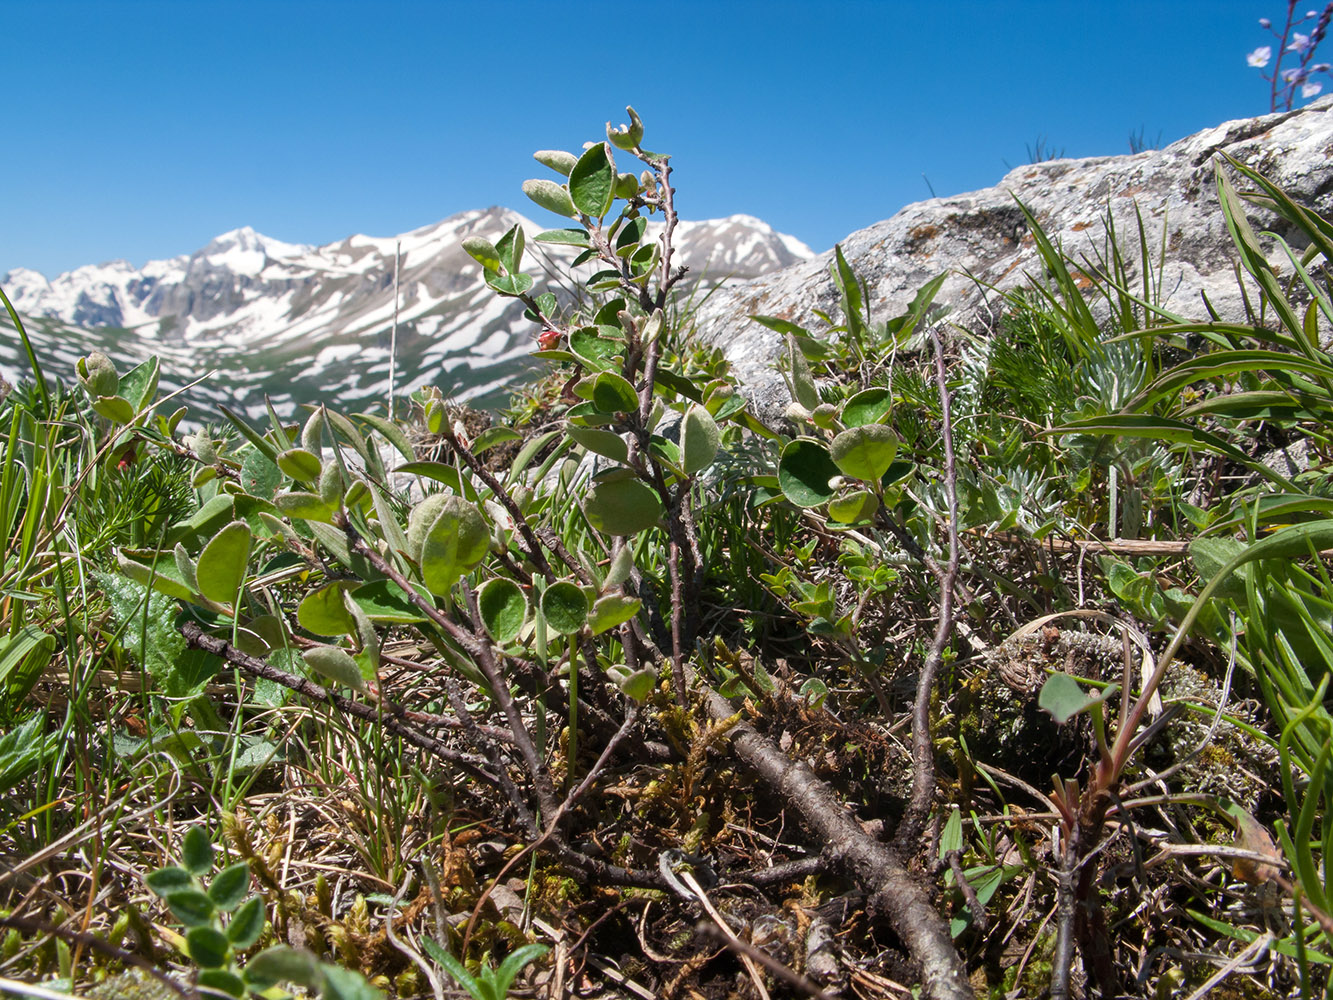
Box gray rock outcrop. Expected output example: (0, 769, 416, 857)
(696, 99, 1333, 421)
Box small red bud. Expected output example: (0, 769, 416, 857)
(537, 329, 561, 351)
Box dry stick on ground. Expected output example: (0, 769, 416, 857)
(701, 686, 973, 1000)
(895, 329, 961, 853)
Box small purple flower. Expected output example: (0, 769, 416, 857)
(1315, 62, 1332, 71)
(1260, 16, 1272, 27)
(1283, 66, 1309, 81)
(1290, 31, 1313, 52)
(1249, 45, 1273, 66)
(1304, 80, 1324, 96)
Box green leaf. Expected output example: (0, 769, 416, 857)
(277, 448, 323, 483)
(841, 387, 892, 427)
(533, 149, 577, 176)
(496, 225, 525, 276)
(146, 866, 194, 896)
(485, 271, 534, 296)
(522, 178, 577, 218)
(197, 968, 246, 998)
(0, 625, 56, 715)
(477, 578, 527, 643)
(241, 450, 282, 500)
(583, 478, 663, 535)
(588, 594, 641, 635)
(592, 371, 638, 414)
(569, 326, 622, 368)
(533, 228, 591, 248)
(244, 946, 322, 990)
(186, 925, 232, 969)
(92, 395, 136, 424)
(1038, 672, 1119, 725)
(461, 236, 504, 274)
(297, 582, 359, 637)
(302, 645, 366, 690)
(569, 142, 615, 218)
(778, 439, 840, 508)
(227, 896, 265, 949)
(166, 888, 216, 927)
(196, 521, 252, 605)
(785, 335, 819, 411)
(541, 581, 589, 636)
(606, 106, 643, 149)
(350, 580, 429, 624)
(830, 424, 898, 482)
(567, 425, 629, 465)
(472, 426, 522, 455)
(940, 806, 964, 858)
(418, 496, 489, 596)
(320, 965, 385, 1000)
(119, 355, 160, 410)
(431, 945, 482, 1000)
(828, 489, 878, 524)
(492, 943, 550, 997)
(208, 862, 252, 911)
(182, 826, 215, 876)
(616, 669, 657, 702)
(680, 404, 720, 475)
(274, 491, 338, 523)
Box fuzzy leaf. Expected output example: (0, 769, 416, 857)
(830, 424, 898, 482)
(522, 178, 577, 218)
(680, 404, 720, 475)
(418, 496, 489, 596)
(583, 478, 663, 536)
(302, 645, 365, 691)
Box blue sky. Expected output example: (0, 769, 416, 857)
(2, 0, 1314, 278)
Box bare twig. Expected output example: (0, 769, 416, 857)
(896, 329, 960, 851)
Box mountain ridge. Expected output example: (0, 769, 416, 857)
(1, 208, 813, 418)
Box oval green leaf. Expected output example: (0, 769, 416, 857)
(302, 645, 365, 691)
(277, 448, 322, 483)
(592, 371, 638, 414)
(830, 424, 899, 482)
(841, 387, 893, 427)
(777, 439, 840, 508)
(522, 178, 577, 218)
(569, 142, 615, 218)
(478, 578, 528, 643)
(418, 496, 489, 596)
(828, 489, 879, 524)
(297, 582, 358, 637)
(567, 425, 629, 465)
(583, 478, 663, 536)
(186, 925, 231, 969)
(681, 404, 720, 475)
(588, 594, 641, 635)
(197, 521, 252, 605)
(227, 896, 265, 949)
(207, 862, 252, 911)
(541, 581, 589, 636)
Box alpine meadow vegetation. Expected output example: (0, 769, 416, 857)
(2, 104, 1333, 1000)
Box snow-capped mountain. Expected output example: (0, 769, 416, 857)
(0, 209, 812, 419)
